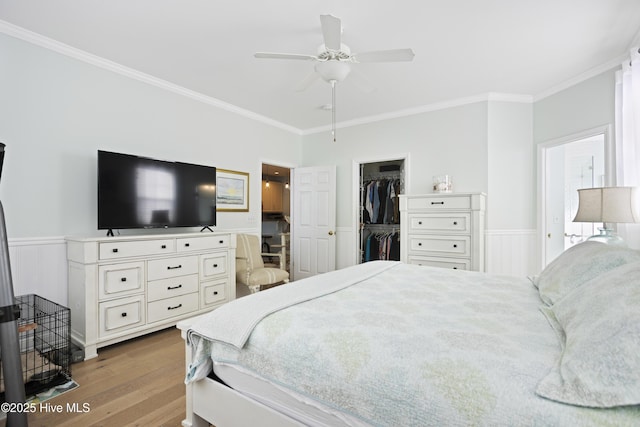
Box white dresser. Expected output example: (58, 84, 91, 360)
(400, 193, 486, 271)
(66, 232, 236, 359)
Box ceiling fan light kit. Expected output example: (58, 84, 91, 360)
(255, 14, 415, 141)
(314, 61, 351, 83)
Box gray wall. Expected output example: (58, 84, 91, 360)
(0, 29, 620, 260)
(0, 33, 301, 238)
(534, 69, 616, 145)
(302, 102, 489, 227)
(488, 101, 535, 229)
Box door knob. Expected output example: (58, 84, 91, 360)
(328, 230, 334, 236)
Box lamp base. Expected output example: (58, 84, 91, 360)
(586, 228, 626, 247)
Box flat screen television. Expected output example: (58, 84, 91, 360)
(98, 150, 216, 233)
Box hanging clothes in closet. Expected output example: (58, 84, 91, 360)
(362, 178, 402, 225)
(362, 231, 400, 262)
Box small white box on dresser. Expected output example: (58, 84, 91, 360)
(66, 232, 236, 360)
(400, 193, 486, 271)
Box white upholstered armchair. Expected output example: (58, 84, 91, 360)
(236, 233, 289, 293)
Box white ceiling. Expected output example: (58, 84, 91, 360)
(1, 1, 640, 133)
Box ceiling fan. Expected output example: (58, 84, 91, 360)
(254, 14, 415, 141)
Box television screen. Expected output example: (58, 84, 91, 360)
(98, 150, 216, 231)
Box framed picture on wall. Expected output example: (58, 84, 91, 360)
(216, 169, 249, 212)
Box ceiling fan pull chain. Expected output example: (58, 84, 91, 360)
(332, 80, 337, 142)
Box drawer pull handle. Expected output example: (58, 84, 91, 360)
(453, 244, 458, 248)
(112, 248, 119, 253)
(219, 240, 224, 244)
(418, 243, 422, 246)
(453, 267, 458, 270)
(167, 265, 182, 270)
(120, 277, 127, 282)
(167, 284, 183, 290)
(121, 312, 127, 317)
(213, 263, 218, 268)
(418, 221, 422, 225)
(168, 304, 182, 311)
(431, 201, 444, 205)
(161, 244, 167, 249)
(213, 291, 218, 295)
(185, 243, 190, 247)
(453, 221, 458, 225)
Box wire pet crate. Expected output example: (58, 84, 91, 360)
(0, 294, 72, 401)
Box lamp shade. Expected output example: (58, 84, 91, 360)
(573, 187, 640, 223)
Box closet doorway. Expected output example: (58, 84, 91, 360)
(352, 154, 410, 265)
(261, 162, 291, 273)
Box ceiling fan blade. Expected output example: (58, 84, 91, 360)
(294, 71, 320, 92)
(320, 14, 342, 51)
(349, 69, 377, 94)
(351, 48, 415, 63)
(254, 52, 318, 61)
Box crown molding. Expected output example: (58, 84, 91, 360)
(532, 55, 625, 102)
(302, 92, 533, 135)
(0, 20, 303, 135)
(486, 92, 534, 103)
(1, 19, 627, 136)
(628, 26, 640, 52)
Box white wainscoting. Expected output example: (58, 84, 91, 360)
(7, 230, 535, 307)
(8, 229, 260, 308)
(336, 227, 539, 277)
(8, 237, 68, 306)
(485, 229, 539, 277)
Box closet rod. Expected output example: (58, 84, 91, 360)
(362, 171, 402, 180)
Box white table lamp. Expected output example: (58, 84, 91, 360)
(573, 186, 640, 246)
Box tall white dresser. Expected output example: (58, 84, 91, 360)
(400, 193, 486, 271)
(66, 232, 236, 359)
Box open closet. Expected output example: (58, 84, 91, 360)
(358, 159, 405, 264)
(261, 163, 291, 272)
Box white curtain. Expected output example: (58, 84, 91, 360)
(615, 46, 640, 248)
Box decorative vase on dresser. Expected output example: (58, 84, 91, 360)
(399, 193, 486, 271)
(66, 232, 236, 359)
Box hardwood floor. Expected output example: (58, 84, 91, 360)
(2, 327, 187, 427)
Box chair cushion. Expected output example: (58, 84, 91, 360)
(236, 234, 265, 270)
(241, 267, 289, 287)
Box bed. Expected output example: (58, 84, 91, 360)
(178, 241, 640, 426)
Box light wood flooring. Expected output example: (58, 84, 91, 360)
(2, 327, 187, 427)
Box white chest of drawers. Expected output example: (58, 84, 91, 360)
(400, 193, 486, 271)
(66, 232, 236, 359)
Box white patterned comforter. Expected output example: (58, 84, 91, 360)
(187, 261, 640, 426)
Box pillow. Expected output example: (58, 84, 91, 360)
(536, 261, 640, 407)
(536, 241, 640, 305)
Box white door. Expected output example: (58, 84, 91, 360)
(543, 134, 605, 265)
(292, 166, 336, 280)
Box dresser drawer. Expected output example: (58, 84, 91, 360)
(99, 295, 145, 337)
(201, 279, 227, 307)
(407, 195, 471, 210)
(409, 213, 470, 233)
(409, 235, 470, 256)
(200, 253, 228, 279)
(147, 274, 199, 302)
(147, 255, 198, 281)
(177, 235, 229, 252)
(98, 262, 145, 300)
(99, 239, 175, 260)
(407, 255, 470, 270)
(147, 293, 199, 324)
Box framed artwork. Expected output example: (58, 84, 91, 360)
(216, 169, 249, 212)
